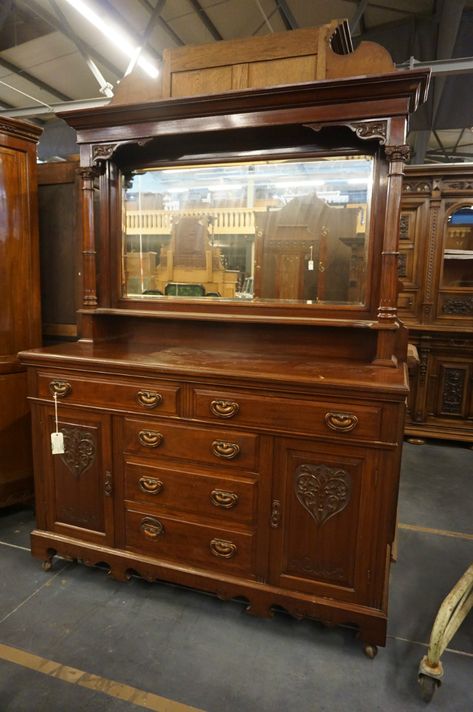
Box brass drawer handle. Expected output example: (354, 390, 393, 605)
(210, 400, 240, 419)
(211, 440, 240, 460)
(210, 489, 239, 509)
(138, 430, 164, 448)
(325, 412, 359, 433)
(210, 538, 237, 559)
(49, 380, 72, 398)
(136, 390, 163, 409)
(138, 476, 163, 495)
(140, 516, 164, 539)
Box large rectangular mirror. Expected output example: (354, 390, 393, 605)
(122, 155, 373, 305)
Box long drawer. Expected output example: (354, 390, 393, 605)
(192, 388, 386, 440)
(123, 417, 259, 471)
(37, 371, 180, 416)
(125, 507, 257, 578)
(125, 461, 257, 526)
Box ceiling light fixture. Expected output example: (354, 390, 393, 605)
(63, 0, 159, 79)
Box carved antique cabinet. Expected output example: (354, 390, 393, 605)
(399, 165, 473, 443)
(19, 24, 429, 655)
(0, 117, 42, 507)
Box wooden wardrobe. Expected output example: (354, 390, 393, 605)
(0, 117, 42, 507)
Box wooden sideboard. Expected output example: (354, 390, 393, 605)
(19, 23, 429, 655)
(0, 117, 42, 507)
(399, 165, 473, 443)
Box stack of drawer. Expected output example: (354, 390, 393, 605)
(122, 417, 260, 579)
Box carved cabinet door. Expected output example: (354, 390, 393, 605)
(39, 406, 114, 545)
(269, 438, 381, 605)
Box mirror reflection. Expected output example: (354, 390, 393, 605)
(122, 156, 373, 304)
(442, 205, 473, 288)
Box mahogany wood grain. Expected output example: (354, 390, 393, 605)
(19, 32, 429, 650)
(0, 118, 41, 507)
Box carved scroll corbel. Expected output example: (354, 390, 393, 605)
(304, 120, 388, 145)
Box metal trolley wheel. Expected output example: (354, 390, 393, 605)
(417, 563, 473, 703)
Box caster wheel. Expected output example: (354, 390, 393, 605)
(418, 674, 439, 703)
(42, 559, 53, 572)
(363, 644, 378, 659)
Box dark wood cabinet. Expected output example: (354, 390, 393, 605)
(37, 160, 81, 342)
(0, 117, 41, 507)
(400, 165, 473, 443)
(19, 23, 429, 654)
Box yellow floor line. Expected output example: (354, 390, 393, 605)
(0, 643, 206, 712)
(398, 523, 473, 542)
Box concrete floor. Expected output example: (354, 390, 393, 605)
(0, 441, 472, 711)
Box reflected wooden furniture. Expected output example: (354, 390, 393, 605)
(0, 117, 42, 507)
(150, 216, 238, 297)
(37, 160, 80, 341)
(399, 165, 473, 443)
(19, 24, 429, 655)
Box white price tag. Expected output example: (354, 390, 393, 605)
(51, 431, 64, 454)
(308, 259, 314, 271)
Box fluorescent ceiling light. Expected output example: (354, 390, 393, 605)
(64, 0, 159, 79)
(272, 179, 324, 188)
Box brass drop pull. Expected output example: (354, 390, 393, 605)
(210, 400, 240, 419)
(136, 390, 163, 409)
(210, 489, 239, 509)
(211, 440, 240, 460)
(140, 516, 164, 539)
(138, 430, 164, 448)
(209, 538, 237, 559)
(138, 476, 164, 495)
(271, 499, 281, 528)
(49, 380, 72, 398)
(325, 412, 359, 433)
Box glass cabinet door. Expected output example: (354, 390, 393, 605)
(442, 205, 473, 289)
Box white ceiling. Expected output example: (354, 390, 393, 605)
(1, 0, 473, 163)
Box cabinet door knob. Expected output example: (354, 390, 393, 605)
(49, 380, 72, 398)
(210, 489, 239, 509)
(209, 538, 237, 558)
(211, 440, 240, 459)
(210, 400, 240, 418)
(140, 516, 164, 539)
(138, 476, 163, 495)
(136, 390, 163, 409)
(138, 430, 164, 448)
(325, 412, 359, 433)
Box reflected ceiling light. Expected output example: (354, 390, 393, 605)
(63, 0, 159, 79)
(272, 179, 324, 188)
(208, 184, 244, 191)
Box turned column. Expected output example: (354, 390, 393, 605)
(374, 142, 411, 365)
(79, 166, 99, 309)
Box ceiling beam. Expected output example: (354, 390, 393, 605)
(397, 55, 473, 76)
(0, 96, 110, 118)
(16, 0, 123, 79)
(0, 55, 71, 101)
(350, 0, 369, 35)
(187, 0, 223, 41)
(124, 0, 166, 77)
(137, 0, 185, 46)
(96, 0, 163, 60)
(274, 1, 298, 30)
(48, 0, 113, 97)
